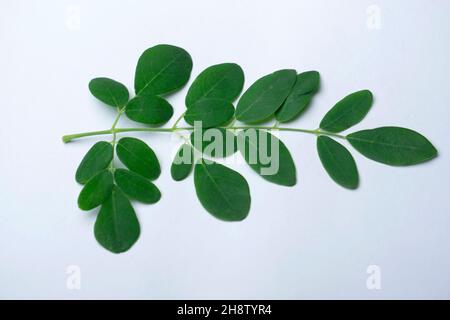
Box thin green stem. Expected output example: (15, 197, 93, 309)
(171, 111, 186, 129)
(62, 126, 346, 143)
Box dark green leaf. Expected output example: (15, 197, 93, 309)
(125, 95, 173, 125)
(237, 129, 296, 186)
(114, 169, 161, 204)
(116, 137, 160, 180)
(275, 71, 320, 122)
(194, 160, 251, 221)
(317, 136, 359, 189)
(235, 69, 296, 123)
(320, 90, 373, 132)
(77, 170, 113, 211)
(185, 63, 244, 107)
(88, 77, 129, 107)
(184, 99, 234, 128)
(94, 186, 140, 253)
(75, 141, 113, 184)
(190, 128, 237, 158)
(134, 44, 193, 96)
(171, 144, 194, 181)
(347, 127, 438, 166)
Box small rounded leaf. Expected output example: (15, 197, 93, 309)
(77, 170, 114, 211)
(185, 63, 244, 107)
(88, 78, 129, 107)
(114, 169, 161, 204)
(116, 137, 160, 180)
(171, 144, 194, 181)
(134, 44, 193, 96)
(317, 136, 359, 189)
(125, 95, 173, 125)
(235, 69, 297, 123)
(320, 90, 373, 133)
(190, 128, 237, 158)
(237, 129, 296, 186)
(75, 141, 113, 184)
(347, 127, 438, 166)
(94, 186, 140, 253)
(184, 99, 234, 128)
(194, 160, 251, 221)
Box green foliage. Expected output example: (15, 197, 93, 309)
(194, 160, 251, 221)
(65, 44, 438, 254)
(317, 136, 358, 189)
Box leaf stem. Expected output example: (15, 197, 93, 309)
(62, 126, 346, 143)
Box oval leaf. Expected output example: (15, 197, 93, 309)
(94, 186, 140, 253)
(77, 170, 113, 211)
(184, 99, 234, 128)
(88, 77, 129, 107)
(75, 141, 113, 184)
(237, 129, 296, 186)
(317, 136, 359, 189)
(194, 160, 251, 221)
(134, 44, 193, 96)
(114, 169, 161, 204)
(171, 144, 194, 181)
(190, 128, 237, 158)
(185, 63, 244, 107)
(235, 69, 296, 123)
(275, 71, 320, 122)
(347, 127, 438, 166)
(116, 137, 160, 180)
(125, 95, 173, 125)
(238, 129, 297, 186)
(320, 90, 373, 132)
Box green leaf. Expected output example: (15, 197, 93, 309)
(194, 160, 251, 221)
(185, 63, 244, 107)
(116, 137, 160, 180)
(114, 169, 161, 204)
(134, 44, 193, 96)
(125, 95, 173, 125)
(77, 170, 113, 211)
(235, 69, 296, 123)
(320, 90, 373, 132)
(75, 141, 113, 184)
(190, 128, 237, 158)
(317, 136, 359, 189)
(347, 127, 438, 166)
(237, 129, 296, 186)
(171, 144, 194, 181)
(88, 77, 129, 107)
(275, 71, 320, 122)
(184, 98, 234, 128)
(94, 186, 140, 253)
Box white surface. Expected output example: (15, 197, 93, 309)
(1, 0, 449, 299)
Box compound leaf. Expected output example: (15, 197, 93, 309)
(275, 71, 320, 122)
(114, 169, 161, 204)
(88, 77, 129, 107)
(134, 44, 193, 96)
(235, 69, 296, 123)
(94, 186, 140, 253)
(194, 160, 251, 221)
(75, 141, 113, 184)
(320, 90, 373, 132)
(184, 99, 234, 128)
(185, 63, 244, 107)
(116, 137, 160, 180)
(347, 127, 438, 166)
(171, 144, 194, 181)
(190, 128, 237, 158)
(317, 136, 359, 189)
(77, 170, 113, 211)
(125, 95, 173, 125)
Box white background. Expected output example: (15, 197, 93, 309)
(1, 0, 449, 299)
